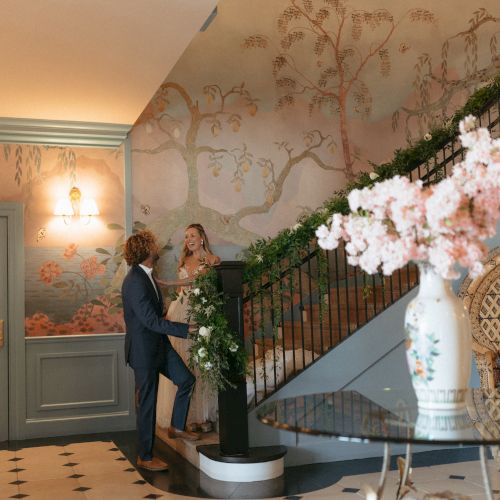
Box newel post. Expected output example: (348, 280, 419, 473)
(215, 261, 249, 456)
(197, 261, 286, 485)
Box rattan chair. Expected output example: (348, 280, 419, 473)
(460, 247, 500, 392)
(460, 247, 500, 465)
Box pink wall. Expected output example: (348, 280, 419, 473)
(130, 0, 499, 261)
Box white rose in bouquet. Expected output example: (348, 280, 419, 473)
(199, 326, 211, 338)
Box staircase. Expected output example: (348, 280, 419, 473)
(243, 87, 500, 408)
(279, 263, 419, 353)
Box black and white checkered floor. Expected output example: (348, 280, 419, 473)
(1, 433, 498, 499)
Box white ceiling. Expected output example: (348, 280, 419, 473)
(0, 0, 218, 125)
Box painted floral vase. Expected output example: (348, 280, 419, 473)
(404, 263, 472, 410)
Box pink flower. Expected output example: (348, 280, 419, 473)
(39, 261, 63, 284)
(317, 117, 500, 279)
(63, 243, 78, 259)
(80, 256, 106, 280)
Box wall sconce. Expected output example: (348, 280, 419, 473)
(54, 186, 99, 224)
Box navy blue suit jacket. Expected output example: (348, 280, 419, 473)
(121, 265, 188, 369)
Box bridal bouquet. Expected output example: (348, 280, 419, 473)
(188, 268, 247, 391)
(316, 116, 500, 279)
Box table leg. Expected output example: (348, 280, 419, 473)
(374, 442, 391, 499)
(479, 445, 493, 500)
(396, 443, 413, 500)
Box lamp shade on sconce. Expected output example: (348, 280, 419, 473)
(54, 186, 99, 224)
(80, 197, 99, 216)
(54, 198, 74, 216)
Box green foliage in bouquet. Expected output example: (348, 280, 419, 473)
(188, 268, 247, 391)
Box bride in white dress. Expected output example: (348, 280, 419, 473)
(156, 223, 220, 433)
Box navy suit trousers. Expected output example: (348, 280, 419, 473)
(133, 346, 195, 461)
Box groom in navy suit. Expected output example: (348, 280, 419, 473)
(122, 230, 199, 472)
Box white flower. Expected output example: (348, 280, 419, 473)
(255, 254, 263, 263)
(369, 172, 379, 180)
(316, 224, 330, 239)
(229, 343, 238, 352)
(460, 114, 477, 133)
(423, 133, 432, 141)
(198, 347, 207, 358)
(205, 305, 215, 317)
(203, 361, 213, 370)
(316, 221, 342, 251)
(201, 297, 207, 304)
(291, 223, 301, 231)
(348, 189, 362, 211)
(199, 326, 211, 338)
(193, 288, 201, 296)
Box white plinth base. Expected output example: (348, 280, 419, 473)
(199, 453, 284, 482)
(197, 444, 287, 483)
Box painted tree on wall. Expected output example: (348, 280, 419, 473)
(244, 0, 435, 179)
(134, 81, 342, 246)
(393, 7, 499, 140)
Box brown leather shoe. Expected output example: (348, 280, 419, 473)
(167, 426, 200, 441)
(136, 456, 169, 471)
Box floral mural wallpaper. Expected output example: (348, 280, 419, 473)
(0, 144, 125, 336)
(0, 0, 498, 336)
(130, 0, 499, 282)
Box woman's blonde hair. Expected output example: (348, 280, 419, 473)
(178, 223, 214, 270)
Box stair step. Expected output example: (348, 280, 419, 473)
(156, 425, 219, 469)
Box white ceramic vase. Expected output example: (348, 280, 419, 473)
(404, 263, 472, 410)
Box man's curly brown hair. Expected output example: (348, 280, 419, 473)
(124, 230, 159, 266)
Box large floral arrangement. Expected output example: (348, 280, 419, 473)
(187, 268, 247, 391)
(316, 116, 500, 279)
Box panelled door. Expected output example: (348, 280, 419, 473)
(0, 215, 8, 441)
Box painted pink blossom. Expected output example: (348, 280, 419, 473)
(316, 116, 500, 280)
(80, 256, 106, 280)
(63, 243, 78, 259)
(39, 261, 63, 284)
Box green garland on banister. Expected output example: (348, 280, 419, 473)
(242, 76, 500, 285)
(188, 268, 248, 391)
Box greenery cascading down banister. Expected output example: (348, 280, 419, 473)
(239, 77, 499, 406)
(242, 77, 499, 286)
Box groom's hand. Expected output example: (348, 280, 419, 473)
(188, 323, 198, 334)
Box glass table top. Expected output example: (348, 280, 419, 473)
(256, 389, 500, 446)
